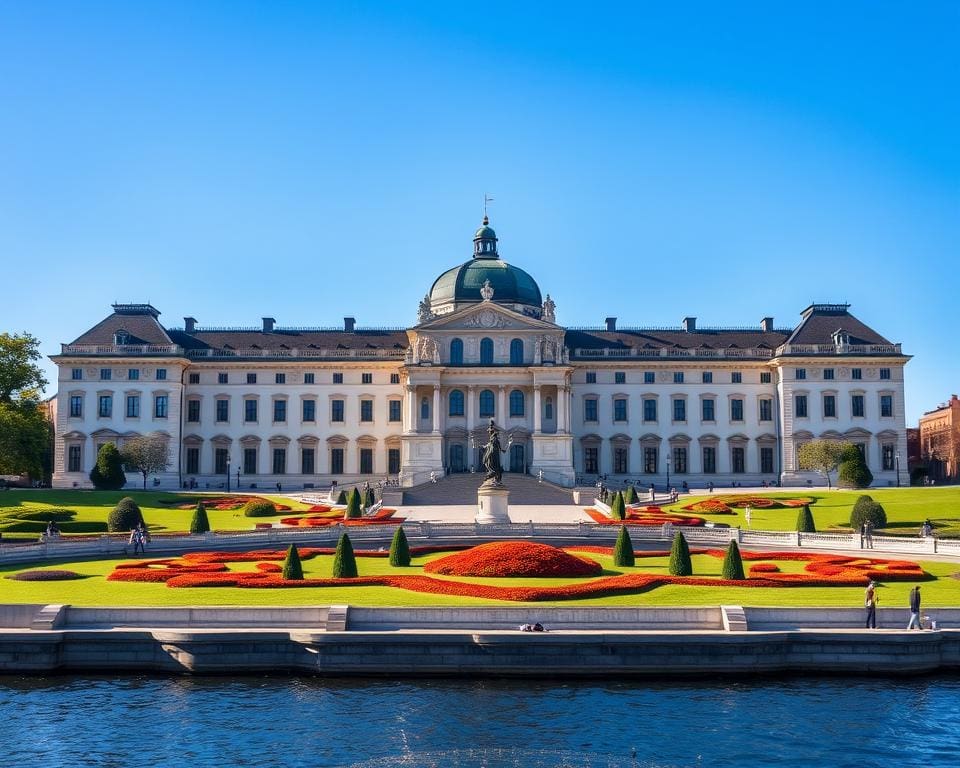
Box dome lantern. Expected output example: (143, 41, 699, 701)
(473, 215, 498, 259)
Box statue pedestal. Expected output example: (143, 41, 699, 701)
(476, 483, 510, 524)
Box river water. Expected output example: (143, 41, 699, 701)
(1, 674, 957, 767)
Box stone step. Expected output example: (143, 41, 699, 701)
(402, 473, 576, 506)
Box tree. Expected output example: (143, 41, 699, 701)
(89, 443, 126, 490)
(389, 526, 411, 567)
(796, 504, 817, 533)
(0, 332, 49, 478)
(668, 531, 692, 576)
(613, 525, 635, 567)
(107, 497, 144, 532)
(609, 491, 626, 520)
(721, 540, 745, 580)
(332, 532, 358, 578)
(837, 446, 873, 489)
(345, 488, 362, 519)
(282, 544, 304, 580)
(121, 433, 170, 490)
(796, 440, 849, 488)
(190, 501, 210, 534)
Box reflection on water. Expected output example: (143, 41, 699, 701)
(1, 675, 959, 767)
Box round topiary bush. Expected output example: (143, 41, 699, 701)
(6, 570, 85, 581)
(243, 500, 277, 518)
(850, 500, 887, 530)
(107, 497, 144, 532)
(838, 455, 873, 489)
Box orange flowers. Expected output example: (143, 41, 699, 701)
(424, 541, 602, 577)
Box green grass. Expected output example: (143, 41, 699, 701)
(2, 550, 957, 608)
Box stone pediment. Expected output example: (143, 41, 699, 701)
(416, 302, 558, 333)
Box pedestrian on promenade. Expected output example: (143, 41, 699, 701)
(744, 505, 752, 528)
(864, 521, 874, 549)
(908, 586, 922, 630)
(865, 581, 878, 629)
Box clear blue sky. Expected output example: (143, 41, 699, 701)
(1, 2, 957, 424)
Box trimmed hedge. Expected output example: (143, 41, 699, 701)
(389, 527, 411, 567)
(6, 570, 85, 581)
(838, 453, 873, 489)
(668, 531, 692, 576)
(345, 489, 362, 519)
(796, 504, 817, 533)
(243, 500, 278, 518)
(332, 532, 358, 578)
(107, 497, 144, 532)
(190, 502, 211, 534)
(90, 443, 127, 490)
(282, 544, 304, 580)
(851, 500, 887, 530)
(0, 520, 108, 534)
(8, 508, 76, 522)
(609, 492, 626, 521)
(613, 526, 635, 567)
(336, 490, 347, 505)
(721, 540, 745, 580)
(623, 486, 638, 505)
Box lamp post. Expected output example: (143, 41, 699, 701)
(237, 466, 241, 490)
(666, 454, 671, 490)
(226, 455, 231, 492)
(895, 450, 901, 488)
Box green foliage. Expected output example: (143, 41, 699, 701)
(609, 491, 625, 520)
(243, 500, 277, 517)
(796, 504, 817, 533)
(7, 508, 76, 522)
(721, 540, 745, 580)
(107, 496, 143, 532)
(89, 443, 127, 491)
(336, 489, 347, 505)
(190, 502, 210, 534)
(282, 544, 304, 580)
(623, 486, 638, 505)
(0, 332, 48, 478)
(364, 487, 375, 509)
(796, 440, 850, 488)
(389, 526, 411, 567)
(121, 433, 171, 490)
(345, 488, 362, 519)
(668, 531, 692, 576)
(851, 500, 887, 530)
(838, 450, 873, 489)
(613, 525, 635, 567)
(332, 532, 358, 578)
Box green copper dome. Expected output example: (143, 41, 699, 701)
(430, 258, 543, 310)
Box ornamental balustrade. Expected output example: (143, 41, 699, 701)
(60, 343, 183, 356)
(774, 343, 902, 356)
(572, 347, 774, 360)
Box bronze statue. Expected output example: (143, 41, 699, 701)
(481, 418, 509, 484)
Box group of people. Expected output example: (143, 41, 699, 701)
(519, 622, 546, 632)
(865, 582, 928, 630)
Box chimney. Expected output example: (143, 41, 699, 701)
(344, 317, 356, 333)
(262, 317, 275, 333)
(760, 317, 774, 332)
(682, 317, 696, 332)
(184, 317, 197, 333)
(605, 317, 617, 332)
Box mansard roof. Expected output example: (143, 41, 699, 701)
(785, 304, 893, 346)
(564, 328, 790, 353)
(68, 304, 172, 346)
(165, 328, 410, 353)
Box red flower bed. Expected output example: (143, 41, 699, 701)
(749, 563, 781, 574)
(279, 508, 403, 527)
(681, 495, 815, 514)
(424, 541, 602, 577)
(163, 495, 293, 512)
(585, 507, 707, 526)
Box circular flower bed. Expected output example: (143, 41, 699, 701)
(7, 569, 85, 581)
(423, 541, 602, 577)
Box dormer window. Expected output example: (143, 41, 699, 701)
(114, 330, 130, 345)
(832, 329, 849, 346)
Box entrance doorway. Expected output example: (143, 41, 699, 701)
(509, 443, 525, 473)
(450, 444, 465, 473)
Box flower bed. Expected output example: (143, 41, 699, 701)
(424, 541, 602, 577)
(279, 508, 403, 527)
(681, 495, 816, 514)
(585, 507, 706, 526)
(748, 563, 781, 574)
(163, 495, 292, 512)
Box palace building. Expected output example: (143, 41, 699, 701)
(50, 218, 910, 490)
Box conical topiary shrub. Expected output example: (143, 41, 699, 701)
(189, 501, 210, 534)
(364, 487, 375, 509)
(345, 488, 362, 519)
(282, 544, 304, 580)
(332, 532, 358, 578)
(336, 489, 347, 505)
(613, 525, 635, 567)
(624, 485, 638, 505)
(796, 504, 816, 533)
(610, 491, 626, 521)
(721, 540, 745, 580)
(389, 526, 411, 567)
(668, 531, 692, 576)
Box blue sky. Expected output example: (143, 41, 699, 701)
(0, 2, 956, 423)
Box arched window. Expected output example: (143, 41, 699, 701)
(509, 338, 523, 365)
(420, 397, 430, 421)
(479, 389, 495, 417)
(509, 389, 525, 417)
(545, 397, 554, 421)
(449, 389, 464, 417)
(450, 338, 463, 365)
(480, 337, 494, 365)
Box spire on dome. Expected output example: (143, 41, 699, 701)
(473, 216, 498, 259)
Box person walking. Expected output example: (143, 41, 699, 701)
(864, 581, 878, 629)
(744, 505, 752, 528)
(908, 586, 922, 629)
(864, 520, 874, 549)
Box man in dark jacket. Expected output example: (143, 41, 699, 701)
(908, 586, 922, 629)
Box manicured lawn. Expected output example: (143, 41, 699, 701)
(2, 549, 956, 608)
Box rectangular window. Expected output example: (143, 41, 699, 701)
(275, 373, 286, 384)
(216, 398, 229, 422)
(359, 448, 373, 474)
(823, 368, 834, 380)
(186, 448, 200, 475)
(674, 447, 687, 474)
(154, 395, 168, 418)
(273, 399, 287, 422)
(126, 395, 140, 418)
(614, 447, 628, 474)
(852, 368, 862, 380)
(880, 368, 891, 380)
(100, 368, 111, 381)
(584, 447, 598, 474)
(760, 446, 774, 474)
(333, 372, 343, 384)
(389, 400, 402, 422)
(302, 448, 315, 475)
(218, 372, 229, 384)
(732, 447, 745, 473)
(731, 372, 742, 384)
(673, 371, 684, 384)
(672, 398, 686, 422)
(330, 447, 344, 474)
(388, 448, 401, 474)
(586, 372, 596, 384)
(795, 395, 808, 418)
(362, 373, 373, 384)
(702, 398, 715, 422)
(584, 398, 598, 422)
(69, 395, 83, 418)
(360, 399, 373, 422)
(823, 395, 836, 418)
(759, 398, 773, 421)
(68, 445, 82, 472)
(155, 369, 167, 381)
(880, 394, 893, 418)
(615, 372, 626, 384)
(71, 368, 83, 381)
(702, 372, 712, 384)
(331, 399, 345, 422)
(244, 399, 258, 422)
(643, 398, 657, 422)
(644, 447, 658, 474)
(188, 373, 200, 384)
(390, 373, 400, 384)
(730, 398, 743, 421)
(128, 369, 140, 381)
(187, 400, 200, 422)
(215, 448, 229, 475)
(247, 373, 257, 384)
(243, 448, 257, 474)
(98, 395, 112, 418)
(882, 445, 895, 471)
(760, 372, 772, 384)
(644, 372, 655, 384)
(852, 394, 865, 417)
(304, 373, 315, 384)
(272, 448, 286, 475)
(302, 399, 316, 422)
(702, 446, 716, 474)
(614, 398, 627, 422)
(795, 368, 806, 380)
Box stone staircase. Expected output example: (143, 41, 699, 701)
(401, 473, 576, 506)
